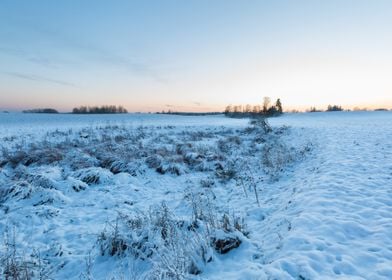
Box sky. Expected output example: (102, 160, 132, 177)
(1, 0, 392, 112)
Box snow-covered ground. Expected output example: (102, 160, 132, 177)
(265, 111, 392, 279)
(0, 113, 248, 139)
(0, 112, 391, 279)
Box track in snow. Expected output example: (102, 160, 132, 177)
(261, 112, 392, 279)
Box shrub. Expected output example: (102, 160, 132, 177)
(97, 203, 213, 278)
(72, 167, 112, 185)
(215, 161, 236, 182)
(145, 155, 163, 169)
(3, 148, 63, 167)
(0, 227, 53, 280)
(249, 117, 272, 133)
(262, 141, 295, 180)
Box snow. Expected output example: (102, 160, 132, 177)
(0, 111, 391, 279)
(264, 111, 392, 279)
(0, 113, 248, 138)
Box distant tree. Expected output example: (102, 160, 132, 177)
(308, 107, 321, 113)
(224, 97, 283, 119)
(118, 106, 127, 113)
(262, 97, 271, 114)
(374, 108, 388, 111)
(252, 105, 261, 114)
(327, 105, 343, 112)
(233, 105, 242, 114)
(276, 98, 283, 114)
(159, 111, 222, 116)
(264, 98, 283, 116)
(224, 105, 233, 116)
(244, 104, 252, 113)
(267, 105, 278, 115)
(23, 108, 58, 114)
(72, 105, 128, 114)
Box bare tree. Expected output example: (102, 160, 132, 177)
(224, 105, 232, 115)
(262, 97, 271, 114)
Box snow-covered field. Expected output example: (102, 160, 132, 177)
(0, 112, 391, 279)
(0, 113, 248, 139)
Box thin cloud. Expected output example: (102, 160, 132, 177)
(1, 23, 169, 84)
(25, 25, 169, 83)
(95, 51, 168, 84)
(0, 46, 59, 68)
(0, 47, 24, 56)
(3, 71, 78, 87)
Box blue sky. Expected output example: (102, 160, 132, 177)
(1, 0, 392, 112)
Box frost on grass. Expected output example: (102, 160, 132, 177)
(97, 203, 212, 278)
(97, 198, 247, 279)
(0, 227, 57, 280)
(0, 118, 311, 278)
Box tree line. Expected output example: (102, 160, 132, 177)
(308, 105, 343, 112)
(72, 105, 128, 114)
(158, 111, 222, 116)
(22, 108, 59, 114)
(224, 97, 283, 118)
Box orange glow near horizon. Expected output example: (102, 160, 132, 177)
(2, 97, 392, 113)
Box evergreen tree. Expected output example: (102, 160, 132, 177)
(276, 98, 283, 114)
